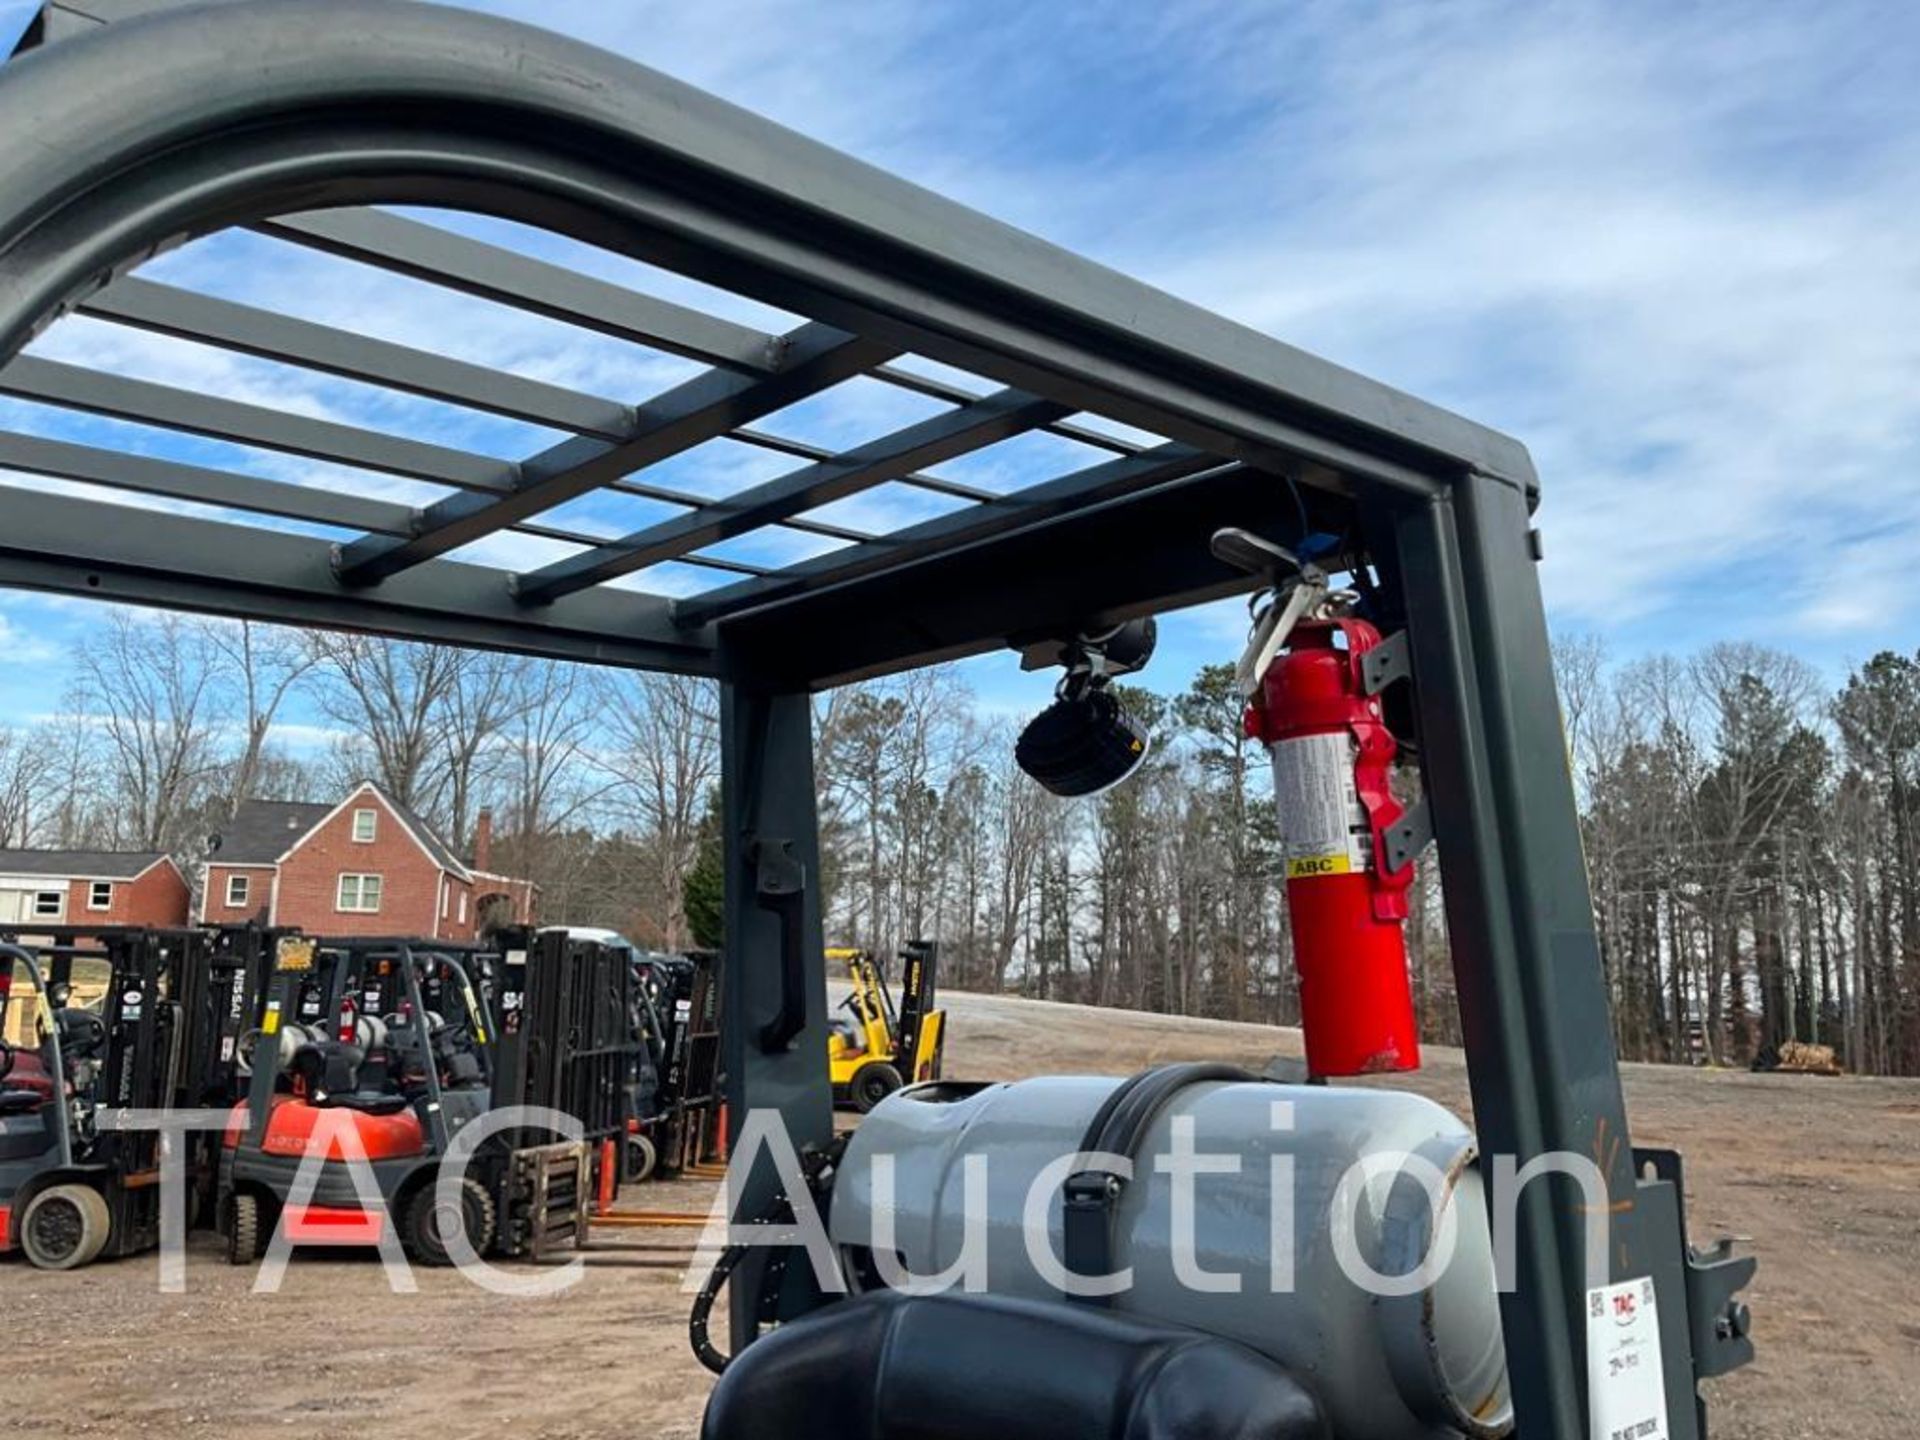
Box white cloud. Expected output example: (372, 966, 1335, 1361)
(447, 0, 1920, 662)
(1064, 3, 1920, 648)
(0, 609, 61, 667)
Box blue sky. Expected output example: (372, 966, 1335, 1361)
(1, 0, 1916, 732)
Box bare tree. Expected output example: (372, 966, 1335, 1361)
(204, 619, 314, 812)
(307, 634, 460, 805)
(985, 748, 1050, 990)
(600, 670, 720, 950)
(0, 727, 47, 846)
(66, 611, 225, 852)
(1554, 630, 1611, 790)
(494, 659, 611, 890)
(501, 661, 605, 836)
(432, 650, 531, 851)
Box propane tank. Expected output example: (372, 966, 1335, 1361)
(831, 1078, 1511, 1440)
(1248, 614, 1420, 1075)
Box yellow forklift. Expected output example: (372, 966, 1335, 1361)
(827, 941, 945, 1113)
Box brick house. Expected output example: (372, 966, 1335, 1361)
(0, 849, 191, 928)
(200, 782, 536, 940)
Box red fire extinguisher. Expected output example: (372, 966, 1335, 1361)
(1245, 612, 1420, 1077)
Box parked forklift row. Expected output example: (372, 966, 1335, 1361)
(0, 922, 723, 1271)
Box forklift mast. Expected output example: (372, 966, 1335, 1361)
(853, 951, 896, 1045)
(893, 941, 938, 1069)
(488, 927, 649, 1158)
(191, 925, 280, 1106)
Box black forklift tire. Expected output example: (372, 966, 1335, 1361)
(627, 1132, 659, 1184)
(849, 1061, 904, 1114)
(20, 1183, 112, 1270)
(225, 1192, 264, 1265)
(401, 1177, 497, 1266)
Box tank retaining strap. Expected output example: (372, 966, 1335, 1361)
(1060, 1062, 1261, 1307)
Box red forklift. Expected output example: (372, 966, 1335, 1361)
(219, 935, 587, 1266)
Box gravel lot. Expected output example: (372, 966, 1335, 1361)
(6, 989, 1915, 1439)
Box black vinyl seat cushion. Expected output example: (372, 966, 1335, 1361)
(703, 1289, 1329, 1440)
(287, 1042, 410, 1114)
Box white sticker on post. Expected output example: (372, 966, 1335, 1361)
(1587, 1276, 1670, 1440)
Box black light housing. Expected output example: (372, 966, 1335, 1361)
(1016, 686, 1152, 797)
(1015, 619, 1157, 797)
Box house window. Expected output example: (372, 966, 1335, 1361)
(88, 881, 113, 910)
(458, 891, 468, 924)
(351, 808, 378, 843)
(336, 873, 383, 913)
(225, 874, 251, 908)
(33, 890, 63, 918)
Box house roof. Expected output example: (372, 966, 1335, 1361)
(209, 800, 334, 864)
(377, 789, 469, 879)
(214, 785, 477, 879)
(0, 848, 170, 881)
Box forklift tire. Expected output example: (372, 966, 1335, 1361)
(20, 1183, 111, 1270)
(401, 1177, 497, 1267)
(627, 1132, 659, 1184)
(225, 1192, 264, 1265)
(849, 1061, 904, 1115)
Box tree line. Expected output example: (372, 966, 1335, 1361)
(1560, 637, 1920, 1077)
(3, 607, 1916, 1076)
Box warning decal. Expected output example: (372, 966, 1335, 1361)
(1586, 1276, 1670, 1440)
(1270, 732, 1370, 879)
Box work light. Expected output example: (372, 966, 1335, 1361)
(1015, 619, 1157, 797)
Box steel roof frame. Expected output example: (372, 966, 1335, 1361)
(0, 5, 1749, 1439)
(0, 0, 1536, 683)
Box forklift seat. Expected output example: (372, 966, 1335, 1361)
(287, 1041, 410, 1115)
(442, 1049, 484, 1087)
(703, 1289, 1329, 1440)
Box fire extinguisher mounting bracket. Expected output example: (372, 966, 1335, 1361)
(1383, 798, 1433, 876)
(1360, 631, 1412, 697)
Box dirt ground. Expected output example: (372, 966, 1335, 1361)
(5, 989, 1916, 1439)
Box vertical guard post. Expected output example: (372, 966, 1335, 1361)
(719, 681, 834, 1353)
(1395, 473, 1695, 1440)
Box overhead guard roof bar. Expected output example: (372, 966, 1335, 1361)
(512, 388, 1071, 604)
(259, 208, 790, 372)
(0, 0, 1534, 689)
(330, 321, 893, 585)
(0, 429, 766, 576)
(73, 268, 1010, 520)
(670, 443, 1223, 629)
(79, 274, 643, 440)
(260, 206, 1149, 457)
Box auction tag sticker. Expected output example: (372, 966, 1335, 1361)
(1587, 1276, 1669, 1440)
